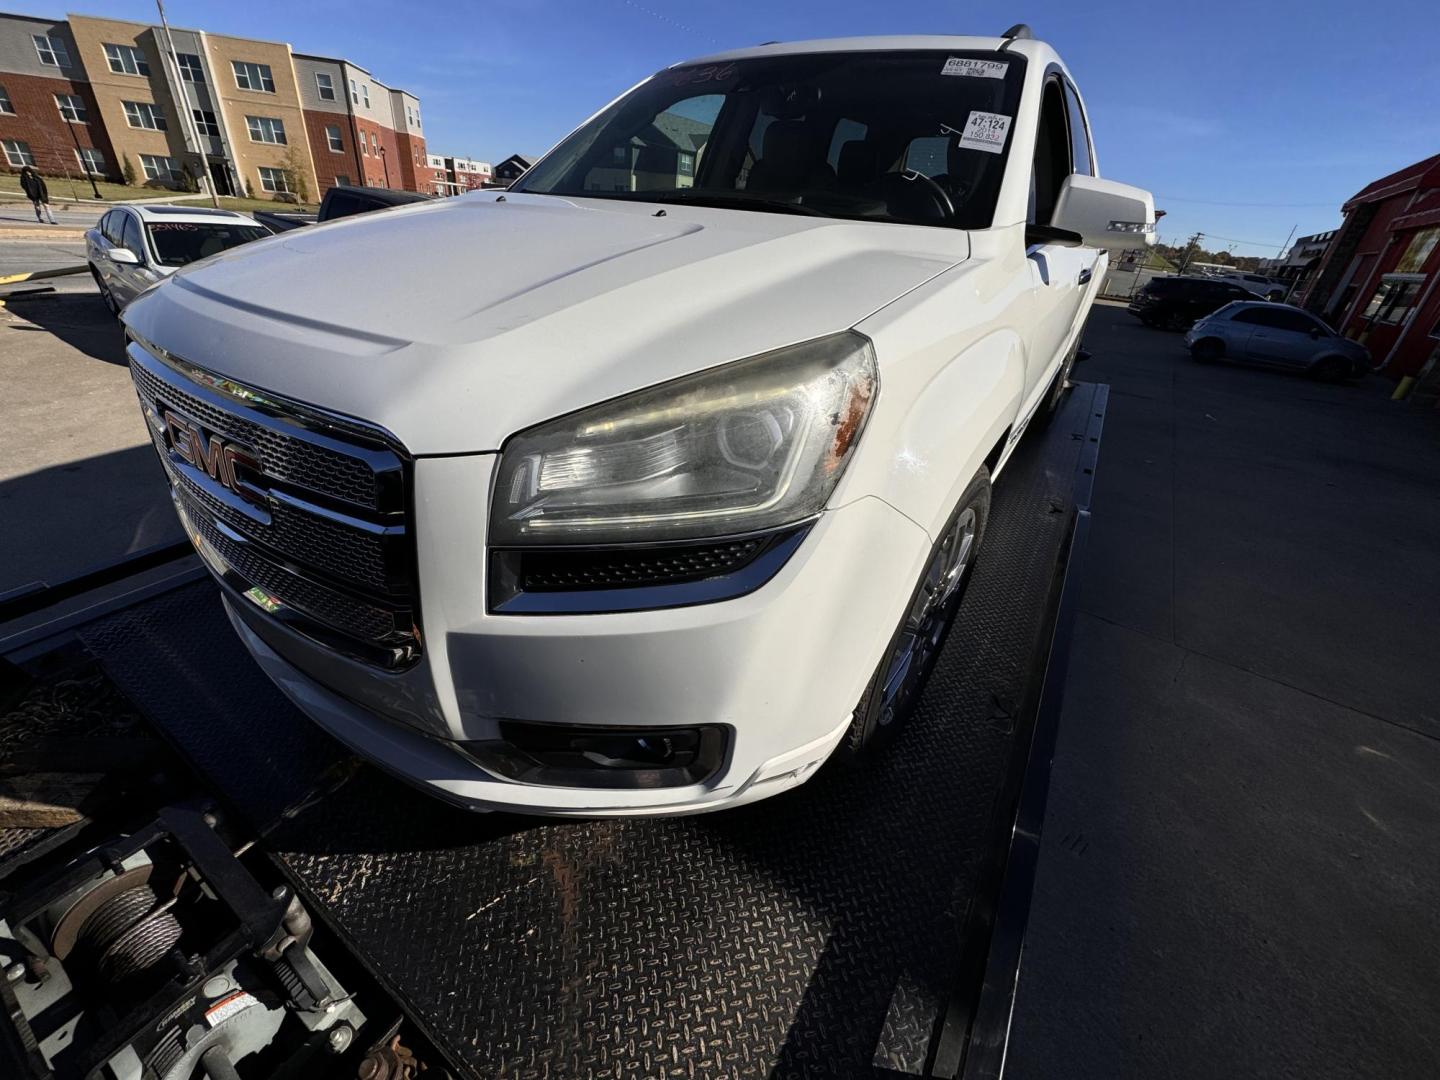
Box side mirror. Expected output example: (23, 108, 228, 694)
(1052, 174, 1156, 251)
(109, 246, 140, 265)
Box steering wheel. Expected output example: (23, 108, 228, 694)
(877, 170, 957, 225)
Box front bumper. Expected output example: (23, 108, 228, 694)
(221, 454, 933, 815)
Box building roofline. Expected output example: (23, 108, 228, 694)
(292, 52, 415, 97)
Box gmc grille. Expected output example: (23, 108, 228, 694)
(127, 338, 420, 668)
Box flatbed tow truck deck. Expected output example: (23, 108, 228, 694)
(2, 382, 1107, 1080)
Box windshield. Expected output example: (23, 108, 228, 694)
(515, 50, 1027, 229)
(147, 221, 271, 267)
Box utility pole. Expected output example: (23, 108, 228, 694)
(155, 0, 219, 207)
(1177, 231, 1203, 275)
(1275, 223, 1297, 260)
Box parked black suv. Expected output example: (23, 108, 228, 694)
(1128, 276, 1258, 331)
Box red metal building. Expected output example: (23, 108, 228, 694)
(1303, 153, 1440, 383)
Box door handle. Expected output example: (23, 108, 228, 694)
(1078, 266, 1093, 286)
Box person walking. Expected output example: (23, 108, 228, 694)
(18, 166, 58, 224)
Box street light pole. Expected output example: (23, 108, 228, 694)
(61, 112, 103, 199)
(155, 0, 219, 207)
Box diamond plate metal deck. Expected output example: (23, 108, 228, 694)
(77, 384, 1103, 1080)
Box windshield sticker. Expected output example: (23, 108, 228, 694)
(148, 222, 200, 231)
(958, 111, 1012, 154)
(942, 57, 1008, 79)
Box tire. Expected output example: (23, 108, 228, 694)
(1311, 356, 1348, 383)
(841, 468, 991, 757)
(91, 265, 119, 318)
(1190, 338, 1223, 363)
(1035, 339, 1080, 425)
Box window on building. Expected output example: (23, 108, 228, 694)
(193, 109, 221, 138)
(361, 83, 370, 108)
(315, 72, 336, 101)
(54, 93, 87, 123)
(3, 139, 35, 168)
(233, 61, 275, 93)
(33, 34, 71, 68)
(1361, 278, 1424, 325)
(123, 101, 167, 131)
(123, 100, 167, 131)
(1395, 228, 1440, 275)
(0, 85, 13, 115)
(258, 166, 291, 193)
(75, 146, 106, 175)
(414, 108, 420, 128)
(336, 174, 351, 187)
(246, 115, 287, 144)
(176, 53, 205, 83)
(104, 42, 150, 76)
(359, 133, 368, 156)
(349, 79, 358, 105)
(370, 132, 378, 152)
(325, 125, 343, 152)
(140, 153, 182, 182)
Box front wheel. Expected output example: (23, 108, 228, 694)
(91, 265, 119, 318)
(841, 468, 991, 757)
(1190, 338, 1223, 363)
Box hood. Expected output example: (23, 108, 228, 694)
(123, 192, 966, 454)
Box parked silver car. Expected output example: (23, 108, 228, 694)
(85, 205, 270, 314)
(1185, 302, 1370, 381)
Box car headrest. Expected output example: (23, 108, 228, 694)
(836, 141, 879, 186)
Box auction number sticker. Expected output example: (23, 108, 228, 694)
(959, 111, 1012, 154)
(941, 57, 1008, 79)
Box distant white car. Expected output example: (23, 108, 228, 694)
(85, 205, 270, 314)
(1213, 271, 1285, 301)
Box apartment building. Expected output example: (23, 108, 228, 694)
(288, 53, 432, 196)
(0, 13, 114, 180)
(1, 9, 428, 199)
(423, 152, 450, 195)
(447, 156, 491, 191)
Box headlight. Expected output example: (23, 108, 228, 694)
(489, 332, 878, 545)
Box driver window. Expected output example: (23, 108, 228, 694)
(581, 94, 722, 194)
(121, 214, 145, 260)
(1028, 79, 1071, 225)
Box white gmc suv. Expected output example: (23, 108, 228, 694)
(122, 30, 1153, 816)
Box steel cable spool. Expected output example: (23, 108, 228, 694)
(74, 883, 183, 985)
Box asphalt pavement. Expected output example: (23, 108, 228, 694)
(1008, 303, 1440, 1079)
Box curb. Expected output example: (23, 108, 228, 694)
(0, 266, 89, 287)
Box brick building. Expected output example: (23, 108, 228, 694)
(1303, 153, 1440, 383)
(292, 53, 425, 196)
(2, 9, 429, 199)
(0, 13, 115, 181)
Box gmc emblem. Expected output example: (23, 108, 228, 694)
(162, 409, 261, 503)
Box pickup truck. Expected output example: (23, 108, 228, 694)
(122, 27, 1154, 817)
(251, 184, 432, 233)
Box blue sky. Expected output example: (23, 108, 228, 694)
(101, 0, 1440, 253)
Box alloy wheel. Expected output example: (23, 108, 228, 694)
(876, 506, 978, 729)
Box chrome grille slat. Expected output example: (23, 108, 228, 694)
(130, 344, 420, 666)
(132, 358, 380, 510)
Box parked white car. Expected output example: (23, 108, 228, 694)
(121, 29, 1153, 815)
(1213, 271, 1286, 301)
(85, 205, 270, 313)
